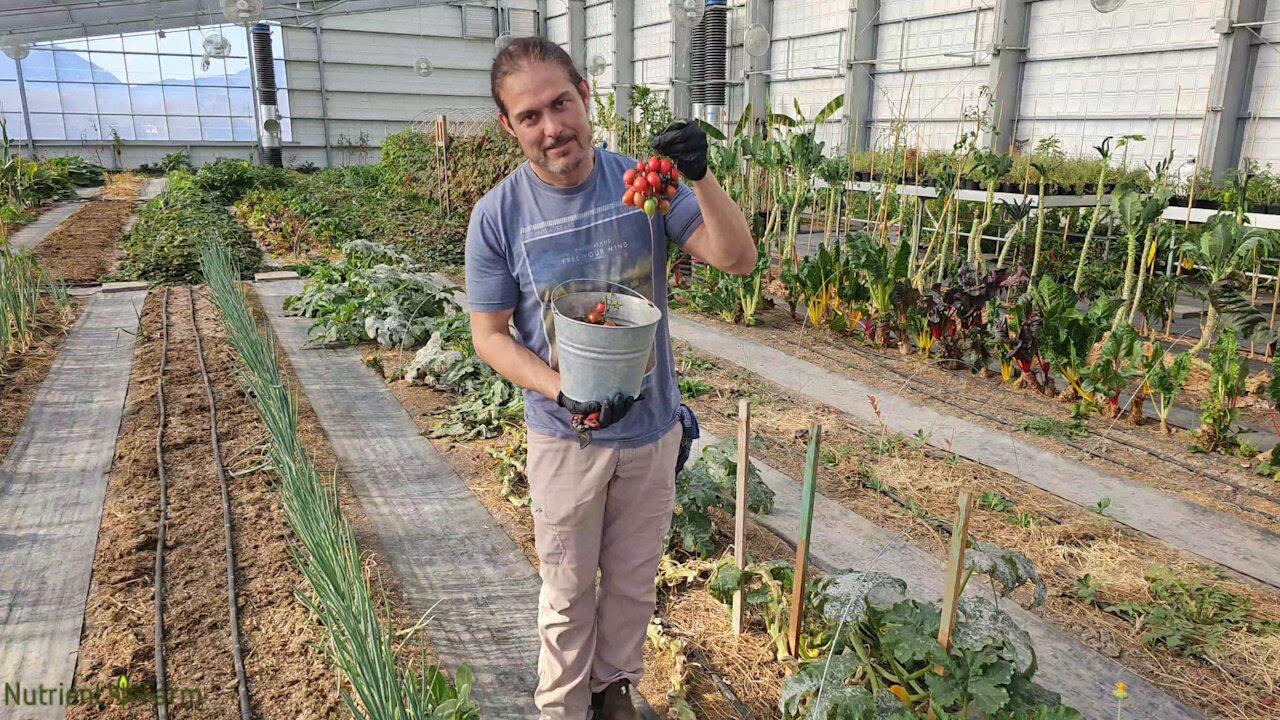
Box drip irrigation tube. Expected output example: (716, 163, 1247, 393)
(154, 287, 170, 720)
(190, 287, 254, 720)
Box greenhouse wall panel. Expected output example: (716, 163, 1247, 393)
(1025, 0, 1223, 59)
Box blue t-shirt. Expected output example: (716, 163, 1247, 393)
(464, 147, 704, 448)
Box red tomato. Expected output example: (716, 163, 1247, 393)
(636, 160, 645, 171)
(648, 156, 661, 171)
(622, 189, 635, 206)
(665, 184, 677, 200)
(633, 176, 649, 193)
(623, 168, 636, 185)
(647, 171, 661, 188)
(660, 159, 672, 174)
(671, 166, 680, 182)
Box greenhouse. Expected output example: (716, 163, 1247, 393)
(3, 1, 1280, 719)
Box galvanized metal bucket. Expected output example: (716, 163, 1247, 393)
(551, 280, 661, 402)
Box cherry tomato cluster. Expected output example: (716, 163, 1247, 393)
(583, 299, 617, 326)
(622, 156, 679, 217)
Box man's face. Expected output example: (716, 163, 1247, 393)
(497, 61, 593, 182)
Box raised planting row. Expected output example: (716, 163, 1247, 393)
(200, 243, 480, 719)
(120, 160, 272, 284)
(32, 173, 144, 283)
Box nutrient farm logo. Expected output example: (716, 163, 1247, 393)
(3, 675, 204, 712)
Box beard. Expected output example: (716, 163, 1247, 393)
(530, 133, 587, 176)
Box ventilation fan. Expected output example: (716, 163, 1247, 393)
(1, 37, 30, 61)
(744, 23, 770, 58)
(203, 33, 232, 58)
(495, 33, 514, 51)
(414, 57, 434, 77)
(1090, 0, 1125, 12)
(221, 0, 264, 23)
(670, 0, 704, 29)
(587, 54, 607, 78)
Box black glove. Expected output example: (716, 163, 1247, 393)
(557, 391, 642, 432)
(652, 121, 708, 181)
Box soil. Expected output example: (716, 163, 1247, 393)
(675, 303, 1280, 537)
(364, 343, 798, 720)
(673, 341, 1280, 720)
(0, 297, 81, 462)
(69, 287, 441, 720)
(34, 195, 139, 284)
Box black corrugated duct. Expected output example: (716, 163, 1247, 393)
(702, 1, 727, 106)
(250, 23, 282, 167)
(689, 11, 707, 104)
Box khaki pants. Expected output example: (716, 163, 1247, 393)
(526, 423, 682, 720)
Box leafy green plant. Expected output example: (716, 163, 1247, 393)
(668, 439, 773, 558)
(776, 571, 1080, 720)
(1081, 323, 1141, 418)
(678, 376, 713, 398)
(1014, 417, 1088, 442)
(1198, 330, 1248, 452)
(1, 245, 71, 375)
(284, 239, 458, 349)
(1145, 346, 1192, 434)
(120, 170, 262, 283)
(1108, 569, 1278, 659)
(1179, 213, 1276, 355)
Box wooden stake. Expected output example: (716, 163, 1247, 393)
(787, 422, 821, 658)
(732, 399, 751, 636)
(937, 491, 974, 653)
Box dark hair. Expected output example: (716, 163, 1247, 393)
(490, 36, 585, 116)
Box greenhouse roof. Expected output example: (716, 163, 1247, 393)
(0, 0, 463, 43)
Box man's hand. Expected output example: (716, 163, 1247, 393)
(557, 391, 641, 431)
(653, 121, 708, 181)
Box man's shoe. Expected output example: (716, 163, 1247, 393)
(590, 680, 641, 720)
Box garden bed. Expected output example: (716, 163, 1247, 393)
(673, 341, 1280, 720)
(33, 199, 138, 284)
(68, 286, 441, 719)
(677, 303, 1280, 537)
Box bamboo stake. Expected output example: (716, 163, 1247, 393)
(937, 491, 974, 653)
(732, 399, 751, 636)
(787, 423, 821, 658)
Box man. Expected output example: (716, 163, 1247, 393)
(465, 37, 755, 720)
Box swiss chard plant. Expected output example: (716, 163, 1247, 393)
(1081, 323, 1142, 418)
(1144, 345, 1192, 434)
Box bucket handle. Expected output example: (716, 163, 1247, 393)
(550, 278, 655, 308)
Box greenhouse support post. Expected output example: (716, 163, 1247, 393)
(612, 0, 633, 121)
(1202, 0, 1267, 179)
(732, 399, 750, 636)
(13, 56, 35, 158)
(746, 0, 773, 137)
(787, 423, 820, 658)
(984, 0, 1028, 153)
(567, 0, 587, 79)
(938, 492, 973, 653)
(843, 0, 878, 153)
